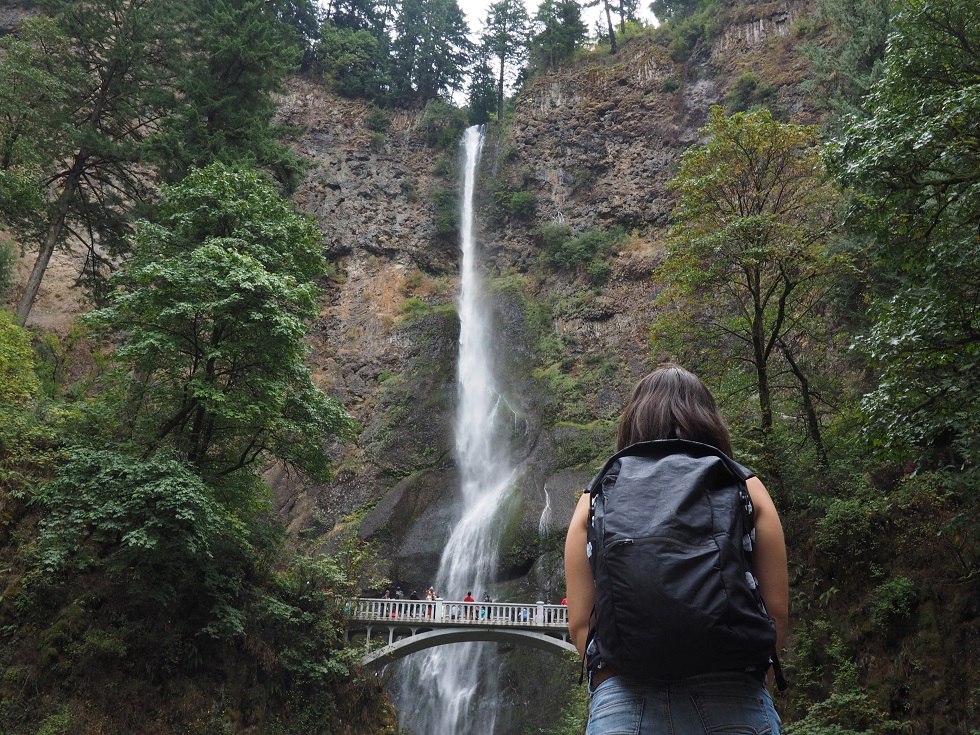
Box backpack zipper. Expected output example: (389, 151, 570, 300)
(602, 535, 712, 555)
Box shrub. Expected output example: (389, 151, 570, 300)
(540, 225, 624, 270)
(869, 576, 917, 632)
(587, 258, 611, 287)
(421, 100, 469, 150)
(432, 188, 459, 236)
(507, 190, 536, 218)
(727, 72, 777, 113)
(365, 106, 390, 133)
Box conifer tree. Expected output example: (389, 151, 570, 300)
(392, 0, 472, 102)
(531, 0, 587, 71)
(151, 0, 306, 190)
(481, 0, 531, 122)
(467, 53, 499, 124)
(14, 0, 185, 325)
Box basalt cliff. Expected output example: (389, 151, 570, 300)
(271, 0, 815, 600)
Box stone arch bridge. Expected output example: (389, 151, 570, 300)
(347, 598, 577, 669)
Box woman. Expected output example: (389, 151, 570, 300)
(564, 364, 788, 735)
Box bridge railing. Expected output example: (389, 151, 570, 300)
(348, 598, 569, 628)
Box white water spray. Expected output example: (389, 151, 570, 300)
(395, 126, 519, 734)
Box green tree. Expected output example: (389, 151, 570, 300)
(151, 0, 307, 190)
(86, 164, 355, 483)
(649, 0, 697, 23)
(799, 0, 892, 127)
(13, 0, 184, 325)
(0, 17, 69, 230)
(654, 107, 840, 459)
(827, 0, 980, 465)
(316, 21, 386, 98)
(481, 0, 532, 122)
(530, 0, 587, 71)
(391, 0, 472, 102)
(467, 52, 499, 124)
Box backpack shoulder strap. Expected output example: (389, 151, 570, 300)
(587, 439, 754, 495)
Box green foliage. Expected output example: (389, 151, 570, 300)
(655, 106, 842, 451)
(812, 494, 886, 572)
(785, 691, 910, 735)
(0, 310, 59, 496)
(828, 0, 980, 468)
(869, 576, 917, 632)
(365, 106, 391, 132)
(538, 224, 623, 270)
(38, 449, 227, 592)
(529, 0, 587, 72)
(35, 712, 71, 735)
(480, 0, 532, 120)
(726, 71, 777, 113)
(315, 21, 384, 99)
(653, 0, 727, 62)
(433, 187, 460, 235)
(552, 420, 617, 470)
(0, 16, 70, 230)
(390, 0, 472, 102)
(490, 186, 537, 220)
(85, 164, 355, 483)
(421, 100, 470, 149)
(467, 54, 499, 125)
(798, 0, 892, 126)
(399, 296, 432, 319)
(151, 0, 306, 190)
(506, 190, 536, 218)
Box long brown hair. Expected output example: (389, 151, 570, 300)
(616, 363, 732, 455)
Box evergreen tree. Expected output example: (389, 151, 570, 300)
(392, 0, 472, 102)
(467, 52, 499, 124)
(152, 0, 306, 190)
(800, 0, 892, 127)
(269, 0, 323, 61)
(326, 0, 383, 32)
(15, 0, 185, 326)
(0, 17, 69, 230)
(481, 0, 531, 122)
(316, 21, 387, 99)
(531, 0, 587, 71)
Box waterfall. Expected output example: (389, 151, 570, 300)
(394, 125, 519, 734)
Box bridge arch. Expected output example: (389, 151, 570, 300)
(361, 628, 578, 669)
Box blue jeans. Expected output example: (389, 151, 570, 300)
(587, 672, 781, 735)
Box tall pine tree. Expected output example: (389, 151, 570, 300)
(392, 0, 472, 102)
(531, 0, 587, 71)
(481, 0, 531, 122)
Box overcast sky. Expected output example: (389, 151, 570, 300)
(457, 0, 657, 40)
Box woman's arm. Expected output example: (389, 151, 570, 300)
(564, 492, 595, 657)
(746, 476, 789, 653)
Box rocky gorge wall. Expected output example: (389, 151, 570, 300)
(275, 0, 817, 603)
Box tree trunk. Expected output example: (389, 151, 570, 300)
(497, 55, 505, 123)
(752, 310, 773, 433)
(15, 151, 87, 326)
(603, 0, 617, 53)
(779, 340, 828, 467)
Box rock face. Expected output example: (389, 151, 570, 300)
(274, 2, 817, 601)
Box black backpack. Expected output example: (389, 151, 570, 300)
(585, 439, 783, 685)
